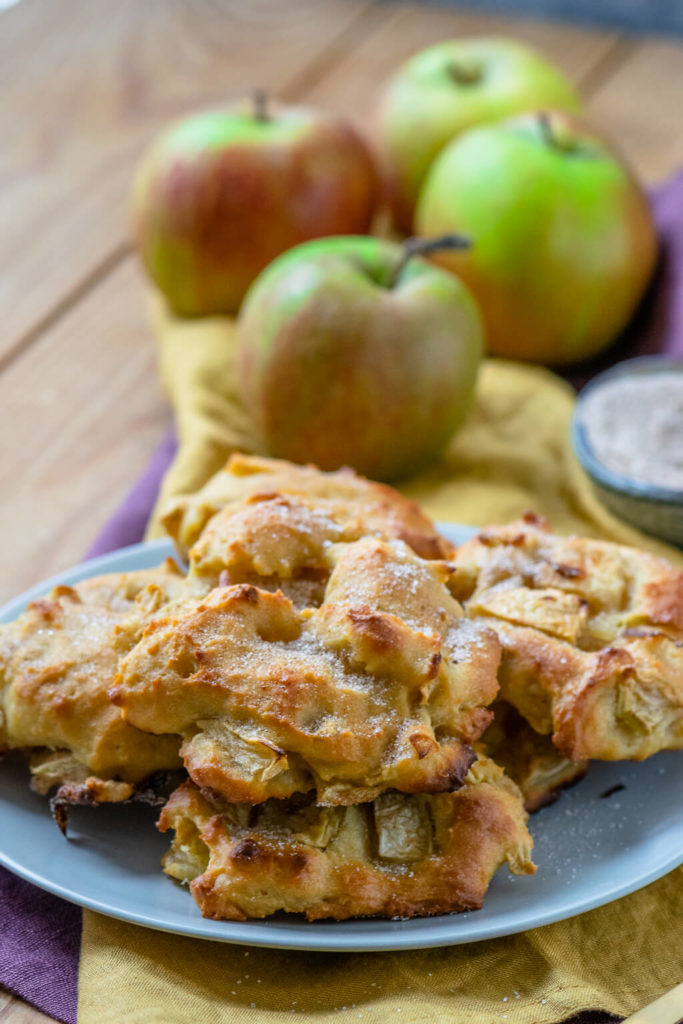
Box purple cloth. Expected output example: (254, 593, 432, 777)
(4, 170, 683, 1024)
(1, 868, 80, 1024)
(634, 169, 683, 359)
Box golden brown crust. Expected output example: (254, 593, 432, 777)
(161, 453, 453, 562)
(115, 535, 500, 805)
(158, 757, 535, 921)
(0, 563, 184, 799)
(453, 517, 683, 761)
(478, 700, 588, 812)
(184, 489, 455, 609)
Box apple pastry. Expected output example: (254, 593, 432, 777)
(0, 562, 184, 816)
(114, 533, 500, 806)
(161, 453, 454, 561)
(13, 458, 683, 922)
(158, 757, 535, 921)
(452, 515, 683, 761)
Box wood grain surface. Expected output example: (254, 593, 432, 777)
(2, 1, 683, 1020)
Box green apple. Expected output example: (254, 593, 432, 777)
(238, 235, 483, 481)
(415, 111, 657, 365)
(374, 37, 581, 232)
(132, 96, 378, 316)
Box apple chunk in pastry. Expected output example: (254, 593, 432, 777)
(161, 453, 454, 562)
(452, 515, 683, 760)
(0, 562, 184, 806)
(115, 537, 500, 805)
(158, 757, 535, 921)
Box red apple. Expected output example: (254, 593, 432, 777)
(374, 38, 581, 233)
(238, 235, 483, 482)
(131, 95, 378, 316)
(415, 111, 657, 365)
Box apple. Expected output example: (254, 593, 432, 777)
(374, 37, 581, 233)
(238, 235, 483, 482)
(131, 94, 378, 316)
(415, 111, 657, 365)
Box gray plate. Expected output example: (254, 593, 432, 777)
(1, 529, 682, 952)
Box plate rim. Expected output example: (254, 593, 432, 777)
(1, 529, 682, 952)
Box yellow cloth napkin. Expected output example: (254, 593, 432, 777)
(79, 303, 683, 1023)
(79, 867, 682, 1023)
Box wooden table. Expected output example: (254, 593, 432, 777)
(1, 1, 682, 1020)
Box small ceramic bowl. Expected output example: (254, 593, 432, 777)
(571, 356, 683, 548)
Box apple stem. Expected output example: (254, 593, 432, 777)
(253, 88, 269, 122)
(447, 60, 482, 86)
(537, 111, 579, 155)
(388, 235, 471, 288)
(538, 111, 556, 148)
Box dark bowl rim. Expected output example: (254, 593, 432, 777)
(572, 355, 683, 506)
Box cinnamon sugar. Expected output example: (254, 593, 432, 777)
(581, 374, 683, 491)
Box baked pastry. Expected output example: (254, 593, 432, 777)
(114, 534, 500, 805)
(0, 562, 185, 809)
(452, 515, 683, 761)
(184, 490, 434, 606)
(161, 453, 453, 561)
(158, 757, 535, 921)
(479, 701, 587, 812)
